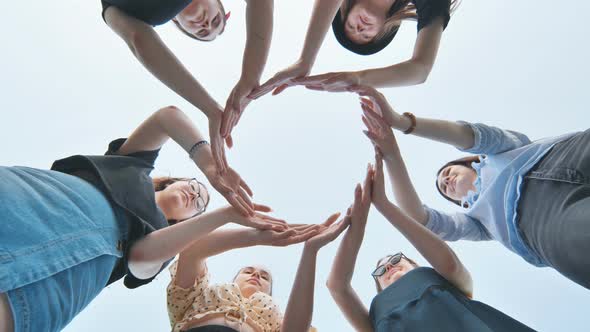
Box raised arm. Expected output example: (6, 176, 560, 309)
(129, 205, 288, 280)
(371, 154, 473, 297)
(282, 213, 350, 332)
(248, 0, 343, 99)
(221, 0, 274, 137)
(326, 167, 374, 332)
(117, 106, 254, 215)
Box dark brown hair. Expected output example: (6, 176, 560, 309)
(374, 254, 419, 293)
(435, 155, 481, 207)
(171, 0, 228, 42)
(152, 176, 208, 225)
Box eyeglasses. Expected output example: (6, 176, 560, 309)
(188, 179, 208, 215)
(371, 252, 408, 278)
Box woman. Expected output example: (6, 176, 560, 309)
(326, 157, 534, 331)
(167, 209, 351, 331)
(355, 86, 590, 289)
(101, 0, 274, 169)
(238, 0, 456, 138)
(0, 105, 286, 332)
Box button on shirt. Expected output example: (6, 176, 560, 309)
(424, 122, 577, 266)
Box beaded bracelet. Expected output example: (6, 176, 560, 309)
(402, 112, 417, 135)
(188, 140, 210, 159)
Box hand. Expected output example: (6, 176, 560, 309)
(346, 164, 374, 230)
(254, 223, 324, 247)
(370, 149, 390, 210)
(208, 113, 233, 173)
(221, 79, 258, 138)
(292, 71, 361, 92)
(304, 212, 351, 252)
(247, 60, 312, 99)
(349, 86, 404, 129)
(205, 165, 255, 216)
(220, 204, 287, 231)
(360, 97, 399, 160)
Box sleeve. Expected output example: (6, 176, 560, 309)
(101, 1, 112, 23)
(457, 122, 532, 155)
(167, 261, 210, 328)
(105, 138, 161, 167)
(423, 205, 491, 241)
(123, 258, 172, 289)
(413, 0, 452, 31)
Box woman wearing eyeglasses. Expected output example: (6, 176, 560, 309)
(0, 105, 283, 332)
(167, 207, 351, 331)
(326, 159, 534, 331)
(101, 0, 274, 170)
(353, 85, 590, 292)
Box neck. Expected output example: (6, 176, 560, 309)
(154, 191, 171, 220)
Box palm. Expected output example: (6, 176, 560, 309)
(248, 61, 311, 99)
(351, 86, 401, 127)
(294, 72, 360, 92)
(207, 167, 255, 216)
(221, 80, 256, 138)
(305, 213, 350, 251)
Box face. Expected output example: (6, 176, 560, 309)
(234, 266, 272, 298)
(175, 0, 225, 41)
(156, 179, 210, 221)
(374, 255, 416, 291)
(437, 165, 477, 202)
(344, 3, 386, 44)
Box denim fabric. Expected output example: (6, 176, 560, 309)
(425, 122, 577, 266)
(7, 255, 118, 332)
(0, 166, 128, 292)
(517, 129, 590, 289)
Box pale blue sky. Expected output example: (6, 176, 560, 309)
(2, 1, 590, 331)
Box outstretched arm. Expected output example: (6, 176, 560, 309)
(326, 167, 374, 332)
(371, 154, 473, 297)
(117, 106, 255, 215)
(282, 213, 350, 332)
(248, 0, 343, 98)
(104, 7, 221, 118)
(221, 0, 275, 137)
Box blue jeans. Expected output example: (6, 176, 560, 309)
(517, 129, 590, 289)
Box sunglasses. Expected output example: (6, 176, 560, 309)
(371, 252, 408, 277)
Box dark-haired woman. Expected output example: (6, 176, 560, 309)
(101, 0, 275, 169)
(239, 0, 456, 138)
(354, 86, 590, 290)
(167, 208, 350, 331)
(0, 105, 285, 332)
(326, 157, 534, 331)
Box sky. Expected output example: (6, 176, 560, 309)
(2, 1, 590, 331)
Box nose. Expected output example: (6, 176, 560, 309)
(356, 22, 365, 33)
(252, 270, 261, 278)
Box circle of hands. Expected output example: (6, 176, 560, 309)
(203, 64, 404, 249)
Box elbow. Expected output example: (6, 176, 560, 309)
(125, 28, 152, 59)
(128, 244, 150, 263)
(326, 278, 348, 296)
(411, 60, 434, 84)
(154, 105, 184, 125)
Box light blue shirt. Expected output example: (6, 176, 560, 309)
(424, 122, 576, 266)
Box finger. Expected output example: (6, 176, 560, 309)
(238, 187, 255, 210)
(227, 110, 240, 138)
(363, 163, 374, 202)
(239, 179, 254, 197)
(226, 192, 251, 217)
(225, 134, 233, 149)
(363, 130, 380, 142)
(292, 73, 332, 84)
(249, 75, 285, 99)
(352, 183, 362, 210)
(361, 115, 378, 134)
(234, 193, 255, 216)
(211, 142, 226, 174)
(362, 104, 388, 126)
(322, 212, 341, 227)
(304, 85, 325, 91)
(220, 107, 233, 138)
(253, 203, 272, 212)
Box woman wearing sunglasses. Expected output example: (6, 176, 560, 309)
(167, 208, 351, 332)
(354, 85, 590, 291)
(0, 105, 280, 332)
(101, 0, 274, 170)
(326, 159, 534, 331)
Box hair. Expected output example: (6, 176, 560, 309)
(434, 155, 481, 207)
(152, 176, 208, 225)
(232, 267, 273, 296)
(171, 0, 228, 42)
(374, 254, 419, 293)
(333, 0, 460, 55)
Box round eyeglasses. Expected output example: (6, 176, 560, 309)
(187, 179, 208, 215)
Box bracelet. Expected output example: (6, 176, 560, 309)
(188, 140, 210, 159)
(402, 112, 416, 135)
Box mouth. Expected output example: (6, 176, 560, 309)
(247, 278, 261, 286)
(386, 267, 402, 279)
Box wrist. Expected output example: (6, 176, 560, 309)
(296, 57, 313, 72)
(302, 243, 320, 256)
(356, 70, 367, 86)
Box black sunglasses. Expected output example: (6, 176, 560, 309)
(371, 252, 408, 277)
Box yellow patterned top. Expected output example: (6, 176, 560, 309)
(167, 261, 283, 332)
